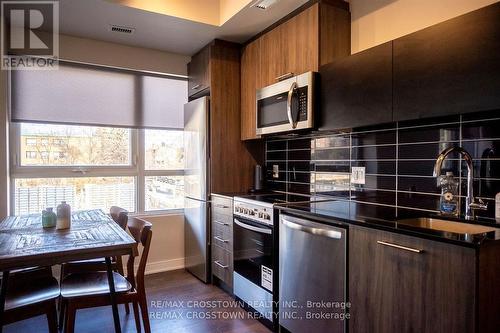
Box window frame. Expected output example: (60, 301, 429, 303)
(9, 123, 185, 215)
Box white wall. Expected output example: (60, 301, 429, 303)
(135, 214, 185, 275)
(349, 0, 499, 53)
(58, 34, 190, 76)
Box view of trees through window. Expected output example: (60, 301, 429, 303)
(20, 123, 131, 166)
(13, 123, 185, 214)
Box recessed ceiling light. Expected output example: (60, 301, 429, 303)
(250, 0, 280, 11)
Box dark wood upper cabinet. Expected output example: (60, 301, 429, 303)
(240, 1, 351, 140)
(393, 2, 500, 121)
(188, 46, 210, 98)
(319, 42, 393, 131)
(240, 40, 260, 141)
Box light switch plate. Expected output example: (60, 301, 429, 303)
(351, 166, 366, 185)
(272, 164, 279, 178)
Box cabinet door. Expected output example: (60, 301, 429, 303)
(319, 42, 393, 131)
(282, 3, 319, 76)
(393, 3, 500, 121)
(188, 46, 210, 97)
(349, 225, 476, 333)
(240, 40, 260, 140)
(259, 25, 284, 87)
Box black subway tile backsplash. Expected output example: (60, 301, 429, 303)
(398, 125, 460, 144)
(351, 130, 396, 146)
(265, 112, 500, 219)
(351, 160, 396, 175)
(312, 147, 350, 161)
(351, 145, 396, 160)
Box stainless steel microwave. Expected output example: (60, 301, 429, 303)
(256, 71, 316, 136)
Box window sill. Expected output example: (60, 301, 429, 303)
(131, 208, 184, 218)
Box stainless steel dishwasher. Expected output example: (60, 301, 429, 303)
(279, 214, 346, 333)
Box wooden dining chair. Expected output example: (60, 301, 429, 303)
(2, 267, 59, 333)
(59, 206, 130, 322)
(60, 217, 152, 333)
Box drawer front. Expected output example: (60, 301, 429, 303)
(212, 211, 232, 227)
(212, 244, 233, 286)
(212, 196, 232, 216)
(212, 220, 232, 251)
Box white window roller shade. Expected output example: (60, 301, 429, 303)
(10, 63, 187, 129)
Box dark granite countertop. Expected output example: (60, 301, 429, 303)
(211, 190, 274, 199)
(276, 199, 500, 248)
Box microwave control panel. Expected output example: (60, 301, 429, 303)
(297, 86, 308, 121)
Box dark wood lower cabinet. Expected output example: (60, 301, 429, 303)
(349, 225, 476, 333)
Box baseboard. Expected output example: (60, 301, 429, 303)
(135, 258, 185, 275)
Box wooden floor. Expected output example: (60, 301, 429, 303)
(4, 269, 271, 333)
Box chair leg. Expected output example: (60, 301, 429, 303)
(64, 303, 76, 333)
(139, 297, 151, 333)
(46, 301, 58, 333)
(116, 256, 130, 315)
(59, 299, 66, 330)
(132, 301, 141, 333)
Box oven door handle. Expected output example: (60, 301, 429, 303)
(281, 218, 342, 239)
(234, 218, 272, 235)
(287, 81, 298, 129)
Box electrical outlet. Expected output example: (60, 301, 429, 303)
(351, 167, 366, 185)
(272, 164, 279, 178)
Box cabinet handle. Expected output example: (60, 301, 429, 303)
(276, 72, 294, 82)
(191, 84, 201, 90)
(214, 260, 228, 269)
(377, 241, 423, 253)
(214, 236, 229, 243)
(214, 220, 229, 226)
(214, 204, 229, 209)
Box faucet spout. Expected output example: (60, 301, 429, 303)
(434, 146, 486, 220)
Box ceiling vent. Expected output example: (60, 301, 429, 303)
(251, 0, 279, 11)
(109, 25, 135, 35)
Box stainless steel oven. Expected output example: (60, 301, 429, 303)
(233, 197, 277, 329)
(256, 71, 316, 136)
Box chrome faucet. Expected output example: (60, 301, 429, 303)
(434, 146, 488, 220)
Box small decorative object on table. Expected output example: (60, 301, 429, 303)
(42, 207, 57, 228)
(56, 201, 71, 230)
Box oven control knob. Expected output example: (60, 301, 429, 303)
(249, 210, 255, 216)
(264, 213, 271, 220)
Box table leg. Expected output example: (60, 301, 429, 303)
(105, 257, 121, 333)
(0, 270, 10, 333)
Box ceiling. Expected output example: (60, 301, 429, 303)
(58, 0, 309, 55)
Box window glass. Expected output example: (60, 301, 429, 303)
(145, 176, 184, 211)
(144, 129, 184, 170)
(20, 123, 131, 166)
(14, 177, 135, 215)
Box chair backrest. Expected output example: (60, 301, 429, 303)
(126, 217, 152, 293)
(110, 206, 128, 230)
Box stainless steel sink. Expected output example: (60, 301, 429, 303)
(397, 217, 499, 236)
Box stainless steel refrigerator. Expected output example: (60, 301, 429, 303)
(184, 96, 210, 283)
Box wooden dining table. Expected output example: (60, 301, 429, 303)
(0, 209, 138, 333)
